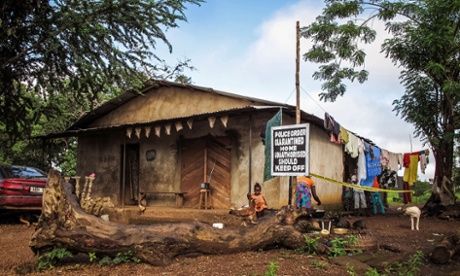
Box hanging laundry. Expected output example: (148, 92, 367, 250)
(324, 112, 334, 132)
(330, 132, 341, 144)
(380, 149, 390, 167)
(340, 125, 349, 144)
(387, 151, 400, 171)
(397, 153, 404, 170)
(402, 181, 412, 204)
(403, 153, 411, 168)
(345, 131, 359, 158)
(324, 112, 340, 142)
(419, 150, 429, 174)
(365, 143, 382, 179)
(403, 152, 419, 186)
(357, 139, 367, 181)
(380, 169, 397, 188)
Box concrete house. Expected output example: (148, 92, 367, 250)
(47, 81, 349, 210)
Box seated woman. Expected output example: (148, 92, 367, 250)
(247, 183, 268, 218)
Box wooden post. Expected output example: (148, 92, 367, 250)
(295, 21, 301, 125)
(293, 21, 301, 203)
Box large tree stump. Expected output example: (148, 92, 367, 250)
(30, 170, 309, 265)
(430, 235, 460, 264)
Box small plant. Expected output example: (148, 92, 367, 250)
(384, 250, 424, 276)
(311, 259, 327, 270)
(328, 237, 348, 258)
(112, 250, 141, 264)
(347, 234, 359, 246)
(301, 235, 320, 255)
(98, 250, 141, 266)
(365, 267, 382, 276)
(98, 256, 112, 266)
(88, 252, 97, 262)
(37, 247, 73, 270)
(402, 250, 424, 276)
(265, 261, 280, 276)
(346, 234, 362, 255)
(346, 265, 356, 276)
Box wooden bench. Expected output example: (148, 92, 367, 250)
(142, 192, 187, 208)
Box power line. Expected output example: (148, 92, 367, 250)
(300, 86, 327, 113)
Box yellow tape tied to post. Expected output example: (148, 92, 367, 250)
(309, 173, 413, 193)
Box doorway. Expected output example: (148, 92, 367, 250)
(121, 143, 140, 206)
(180, 136, 232, 208)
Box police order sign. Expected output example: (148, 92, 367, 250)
(271, 124, 309, 176)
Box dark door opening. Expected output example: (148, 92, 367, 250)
(121, 143, 140, 206)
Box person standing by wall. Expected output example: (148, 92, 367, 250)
(351, 169, 369, 216)
(296, 175, 321, 210)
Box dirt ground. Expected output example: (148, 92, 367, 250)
(1, 206, 460, 276)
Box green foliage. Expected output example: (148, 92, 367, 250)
(328, 235, 362, 258)
(346, 265, 356, 276)
(0, 0, 201, 166)
(264, 261, 280, 276)
(328, 237, 348, 258)
(365, 267, 382, 276)
(97, 250, 141, 266)
(88, 252, 97, 263)
(303, 0, 460, 193)
(299, 235, 320, 254)
(384, 250, 424, 276)
(37, 247, 73, 270)
(412, 181, 432, 197)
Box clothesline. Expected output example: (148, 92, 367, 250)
(323, 112, 429, 189)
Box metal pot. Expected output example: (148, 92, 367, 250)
(312, 209, 325, 218)
(201, 182, 210, 189)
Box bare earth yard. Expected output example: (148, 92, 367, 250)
(1, 206, 460, 276)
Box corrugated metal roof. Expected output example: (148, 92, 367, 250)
(38, 80, 373, 144)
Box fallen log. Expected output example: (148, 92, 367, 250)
(430, 235, 460, 264)
(30, 170, 308, 265)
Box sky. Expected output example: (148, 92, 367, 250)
(155, 0, 434, 181)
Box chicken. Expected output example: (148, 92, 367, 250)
(138, 192, 147, 215)
(229, 199, 257, 226)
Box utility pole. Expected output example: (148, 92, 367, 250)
(290, 21, 301, 205)
(296, 21, 301, 125)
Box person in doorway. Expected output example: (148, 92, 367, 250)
(296, 175, 321, 210)
(351, 169, 369, 216)
(247, 183, 268, 217)
(342, 178, 354, 212)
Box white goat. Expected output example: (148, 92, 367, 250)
(397, 206, 421, 230)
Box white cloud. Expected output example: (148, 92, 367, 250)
(159, 0, 435, 180)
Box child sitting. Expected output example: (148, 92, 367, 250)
(247, 183, 268, 217)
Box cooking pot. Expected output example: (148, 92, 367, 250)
(201, 182, 210, 189)
(312, 209, 325, 218)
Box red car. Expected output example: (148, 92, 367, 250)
(0, 165, 47, 210)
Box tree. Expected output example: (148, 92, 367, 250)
(302, 0, 460, 204)
(0, 0, 202, 167)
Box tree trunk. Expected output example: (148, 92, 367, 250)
(430, 235, 460, 264)
(30, 170, 309, 266)
(431, 131, 456, 206)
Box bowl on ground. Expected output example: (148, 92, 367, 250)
(333, 228, 348, 235)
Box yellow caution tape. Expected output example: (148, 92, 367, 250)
(310, 173, 413, 193)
